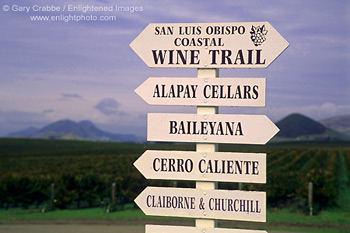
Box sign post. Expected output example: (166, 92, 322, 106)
(195, 68, 219, 229)
(131, 21, 288, 233)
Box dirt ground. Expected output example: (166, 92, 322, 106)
(0, 224, 303, 233)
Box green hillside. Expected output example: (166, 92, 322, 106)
(320, 115, 350, 136)
(275, 113, 350, 141)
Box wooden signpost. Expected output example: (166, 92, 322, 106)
(131, 21, 288, 233)
(135, 187, 266, 222)
(130, 22, 289, 68)
(134, 150, 266, 183)
(147, 113, 279, 144)
(135, 77, 266, 107)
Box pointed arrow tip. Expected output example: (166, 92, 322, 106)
(133, 151, 148, 179)
(265, 122, 280, 144)
(261, 115, 280, 144)
(134, 187, 149, 215)
(134, 80, 151, 104)
(272, 124, 280, 138)
(133, 159, 139, 170)
(134, 86, 141, 97)
(129, 39, 136, 52)
(133, 154, 143, 172)
(134, 82, 146, 102)
(134, 189, 142, 207)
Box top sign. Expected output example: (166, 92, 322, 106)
(130, 22, 289, 68)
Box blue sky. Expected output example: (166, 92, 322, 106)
(0, 0, 349, 138)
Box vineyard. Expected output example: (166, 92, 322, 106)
(0, 138, 349, 214)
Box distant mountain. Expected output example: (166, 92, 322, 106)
(319, 115, 350, 136)
(273, 113, 350, 142)
(7, 127, 39, 138)
(7, 120, 141, 142)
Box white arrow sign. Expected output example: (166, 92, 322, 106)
(135, 77, 266, 107)
(135, 187, 266, 222)
(130, 22, 289, 68)
(146, 225, 267, 233)
(134, 150, 266, 183)
(148, 113, 279, 144)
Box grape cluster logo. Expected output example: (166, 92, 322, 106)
(250, 25, 268, 46)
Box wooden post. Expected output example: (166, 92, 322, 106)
(308, 182, 313, 216)
(195, 68, 218, 229)
(50, 183, 55, 202)
(42, 182, 55, 213)
(111, 182, 116, 204)
(107, 182, 117, 213)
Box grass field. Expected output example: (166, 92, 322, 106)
(0, 206, 349, 233)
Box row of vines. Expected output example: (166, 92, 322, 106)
(0, 139, 349, 213)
